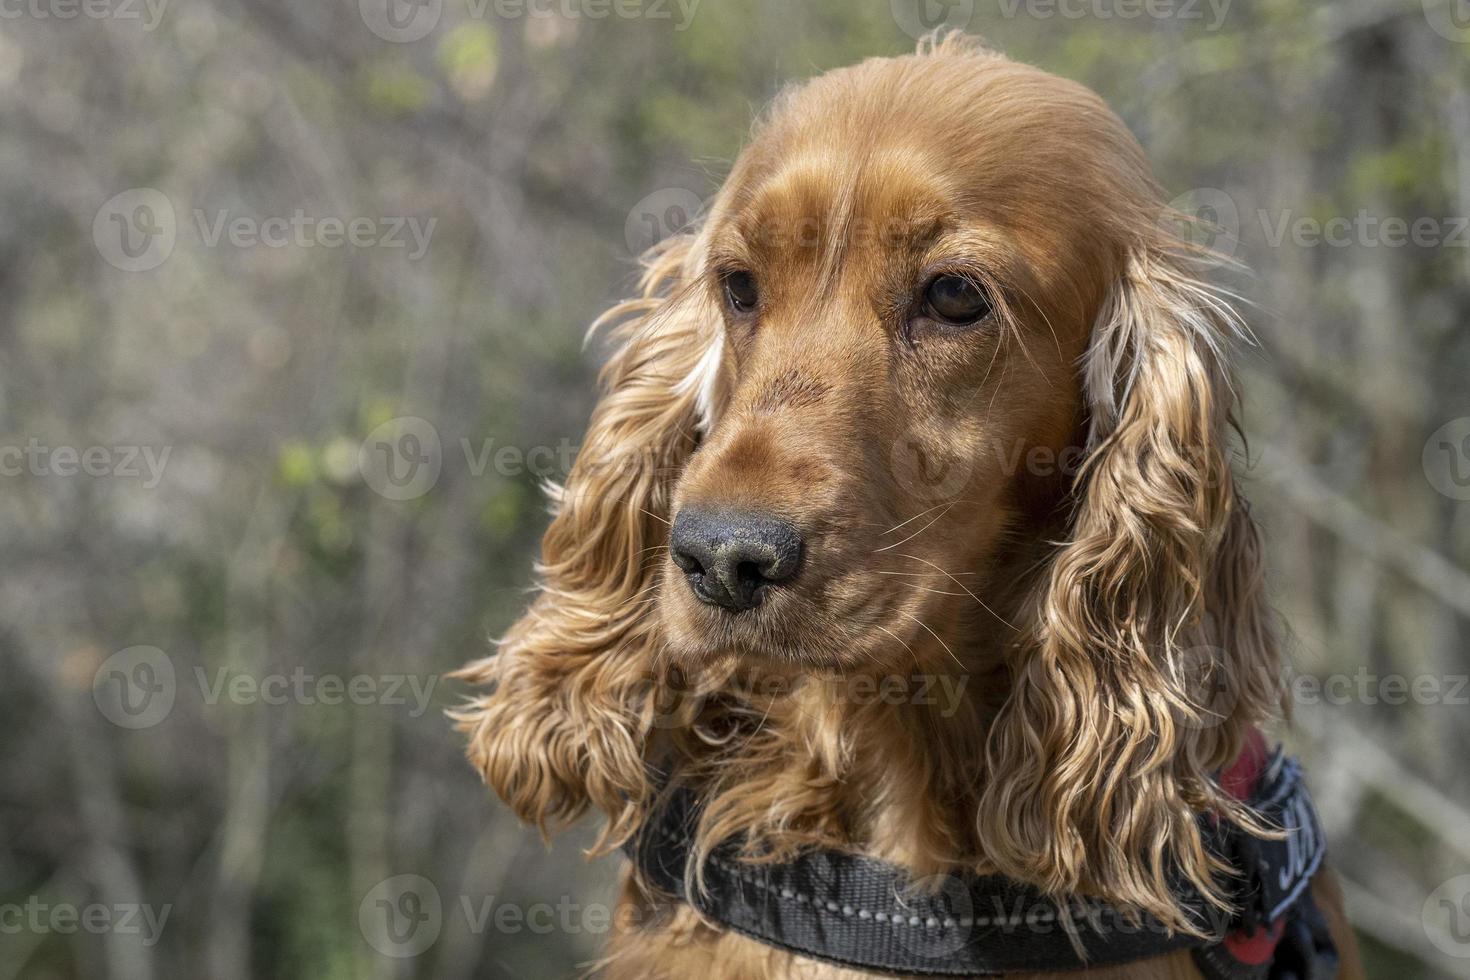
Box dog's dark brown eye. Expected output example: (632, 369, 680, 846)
(723, 271, 758, 313)
(923, 275, 991, 325)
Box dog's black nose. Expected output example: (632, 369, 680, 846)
(669, 509, 802, 612)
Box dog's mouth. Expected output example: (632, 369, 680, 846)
(656, 544, 929, 670)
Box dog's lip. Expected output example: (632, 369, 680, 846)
(659, 568, 909, 668)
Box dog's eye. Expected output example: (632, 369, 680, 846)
(723, 271, 758, 314)
(923, 275, 991, 325)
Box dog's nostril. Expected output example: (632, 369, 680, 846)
(669, 509, 803, 612)
(735, 561, 762, 589)
(670, 548, 704, 576)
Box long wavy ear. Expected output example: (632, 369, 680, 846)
(452, 232, 725, 848)
(978, 238, 1285, 934)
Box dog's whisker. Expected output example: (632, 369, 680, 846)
(872, 623, 917, 661)
(873, 569, 978, 577)
(897, 610, 965, 671)
(874, 501, 955, 553)
(897, 583, 970, 597)
(877, 499, 961, 536)
(894, 552, 1017, 630)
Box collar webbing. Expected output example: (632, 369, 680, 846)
(625, 747, 1333, 978)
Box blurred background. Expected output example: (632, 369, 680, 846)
(2, 0, 1468, 976)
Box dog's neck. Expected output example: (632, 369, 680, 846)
(670, 541, 1044, 877)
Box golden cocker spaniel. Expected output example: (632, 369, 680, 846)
(455, 34, 1362, 980)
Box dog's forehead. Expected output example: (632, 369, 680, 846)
(721, 146, 958, 266)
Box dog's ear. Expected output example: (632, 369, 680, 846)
(979, 239, 1284, 933)
(452, 232, 726, 847)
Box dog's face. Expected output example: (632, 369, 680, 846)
(658, 55, 1134, 670)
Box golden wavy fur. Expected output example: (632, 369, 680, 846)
(453, 34, 1362, 979)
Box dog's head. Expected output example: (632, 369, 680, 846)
(463, 34, 1283, 935)
(658, 42, 1147, 669)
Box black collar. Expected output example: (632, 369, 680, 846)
(626, 748, 1336, 978)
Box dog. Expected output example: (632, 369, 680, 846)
(454, 34, 1364, 979)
